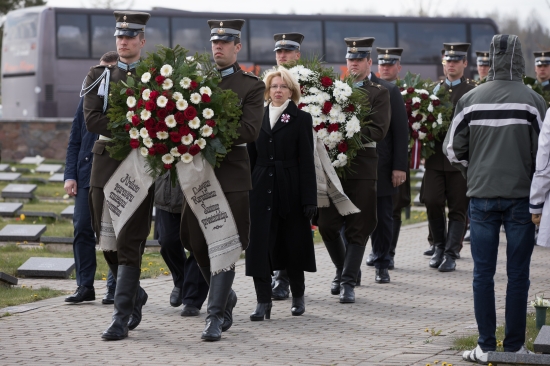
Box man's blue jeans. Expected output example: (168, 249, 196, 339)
(469, 197, 535, 352)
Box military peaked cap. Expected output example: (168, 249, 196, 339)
(443, 43, 470, 61)
(273, 33, 304, 51)
(377, 47, 403, 65)
(113, 11, 150, 37)
(208, 19, 245, 42)
(345, 37, 375, 59)
(534, 51, 550, 66)
(476, 51, 490, 66)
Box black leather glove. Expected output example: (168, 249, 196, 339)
(303, 205, 317, 220)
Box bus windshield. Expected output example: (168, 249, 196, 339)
(2, 9, 40, 75)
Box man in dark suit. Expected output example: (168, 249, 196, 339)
(179, 19, 265, 341)
(64, 52, 119, 305)
(363, 47, 408, 283)
(318, 37, 390, 303)
(534, 51, 550, 91)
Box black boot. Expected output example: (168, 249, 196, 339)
(365, 252, 375, 266)
(272, 270, 290, 300)
(222, 289, 237, 332)
(339, 244, 366, 303)
(128, 285, 148, 330)
(201, 269, 235, 341)
(428, 217, 447, 268)
(423, 245, 435, 256)
(438, 221, 466, 272)
(323, 237, 346, 295)
(291, 296, 305, 316)
(250, 302, 272, 321)
(375, 268, 390, 283)
(389, 219, 402, 270)
(101, 265, 140, 340)
(170, 286, 182, 307)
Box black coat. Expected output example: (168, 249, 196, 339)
(245, 101, 317, 278)
(370, 73, 409, 197)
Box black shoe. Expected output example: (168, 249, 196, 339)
(221, 289, 237, 332)
(388, 257, 395, 270)
(324, 237, 346, 295)
(181, 304, 200, 317)
(169, 286, 182, 307)
(291, 296, 305, 316)
(331, 267, 342, 295)
(429, 248, 445, 268)
(339, 244, 366, 304)
(375, 268, 390, 283)
(65, 286, 95, 303)
(250, 302, 272, 321)
(102, 288, 115, 305)
(423, 245, 435, 256)
(365, 252, 375, 266)
(201, 270, 235, 342)
(272, 283, 290, 300)
(438, 255, 456, 272)
(128, 286, 148, 330)
(428, 217, 447, 268)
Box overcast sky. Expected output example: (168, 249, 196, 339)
(44, 0, 550, 30)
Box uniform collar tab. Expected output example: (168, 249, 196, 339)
(117, 60, 140, 71)
(219, 63, 239, 78)
(445, 78, 462, 87)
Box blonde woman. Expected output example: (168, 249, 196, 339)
(246, 67, 317, 319)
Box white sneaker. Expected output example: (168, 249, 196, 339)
(514, 345, 533, 354)
(462, 345, 489, 364)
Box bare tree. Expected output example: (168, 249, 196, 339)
(87, 0, 135, 9)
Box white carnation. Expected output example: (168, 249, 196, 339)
(160, 64, 173, 77)
(202, 108, 214, 119)
(201, 125, 213, 137)
(417, 89, 429, 95)
(418, 132, 427, 140)
(156, 131, 169, 140)
(161, 154, 174, 165)
(312, 116, 323, 127)
(309, 105, 322, 117)
(142, 89, 151, 101)
(190, 93, 201, 104)
(165, 115, 177, 128)
(181, 153, 193, 163)
(412, 122, 421, 131)
(139, 128, 149, 138)
(317, 129, 328, 139)
(173, 92, 183, 101)
(328, 131, 343, 143)
(196, 138, 207, 149)
(412, 97, 421, 105)
(437, 113, 443, 125)
(162, 78, 173, 90)
(181, 134, 194, 145)
(337, 153, 347, 162)
(427, 103, 434, 113)
(188, 117, 201, 129)
(141, 72, 151, 83)
(170, 147, 181, 157)
(140, 147, 149, 157)
(429, 94, 439, 100)
(129, 127, 139, 139)
(126, 96, 136, 108)
(401, 90, 408, 96)
(140, 109, 151, 121)
(309, 87, 320, 94)
(143, 137, 153, 148)
(156, 96, 168, 108)
(180, 77, 191, 89)
(432, 122, 438, 128)
(199, 86, 212, 96)
(176, 99, 188, 111)
(411, 110, 419, 118)
(126, 111, 134, 122)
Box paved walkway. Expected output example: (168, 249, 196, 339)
(2, 222, 550, 365)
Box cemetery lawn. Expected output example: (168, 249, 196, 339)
(0, 285, 66, 310)
(0, 245, 171, 281)
(0, 181, 65, 199)
(402, 209, 427, 226)
(453, 312, 537, 352)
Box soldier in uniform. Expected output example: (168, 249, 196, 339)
(318, 37, 390, 303)
(365, 48, 410, 273)
(424, 43, 476, 272)
(534, 51, 550, 91)
(270, 32, 305, 300)
(83, 11, 152, 341)
(179, 19, 265, 341)
(476, 51, 490, 82)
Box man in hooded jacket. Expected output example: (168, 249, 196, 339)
(444, 34, 546, 363)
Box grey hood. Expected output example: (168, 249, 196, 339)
(486, 34, 525, 82)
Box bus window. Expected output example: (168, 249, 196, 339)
(249, 19, 322, 63)
(470, 23, 496, 63)
(56, 13, 89, 58)
(91, 15, 114, 59)
(4, 11, 38, 41)
(324, 21, 395, 63)
(398, 22, 466, 64)
(143, 17, 170, 54)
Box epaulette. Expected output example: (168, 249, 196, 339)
(466, 78, 477, 86)
(368, 81, 383, 90)
(243, 71, 260, 80)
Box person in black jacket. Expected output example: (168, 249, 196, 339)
(246, 67, 317, 319)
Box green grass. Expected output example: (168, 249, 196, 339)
(0, 245, 170, 281)
(0, 285, 66, 309)
(21, 201, 74, 215)
(453, 312, 538, 352)
(0, 181, 65, 199)
(402, 209, 427, 226)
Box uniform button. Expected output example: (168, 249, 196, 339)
(269, 172, 273, 177)
(269, 138, 273, 142)
(127, 72, 131, 76)
(269, 155, 273, 160)
(85, 157, 89, 161)
(267, 189, 272, 194)
(267, 206, 271, 211)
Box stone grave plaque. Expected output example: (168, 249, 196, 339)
(17, 257, 74, 278)
(0, 164, 10, 172)
(1, 184, 37, 199)
(48, 174, 64, 182)
(20, 156, 45, 165)
(487, 351, 550, 365)
(0, 173, 21, 181)
(0, 224, 46, 241)
(0, 202, 23, 217)
(35, 164, 62, 174)
(0, 271, 18, 285)
(535, 325, 550, 354)
(414, 171, 424, 178)
(60, 205, 74, 219)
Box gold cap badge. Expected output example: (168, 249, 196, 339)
(121, 15, 128, 28)
(281, 34, 286, 45)
(351, 41, 357, 53)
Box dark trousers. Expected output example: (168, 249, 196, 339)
(371, 195, 393, 269)
(89, 185, 154, 269)
(156, 208, 208, 309)
(253, 268, 305, 303)
(73, 187, 97, 288)
(421, 169, 469, 223)
(318, 179, 377, 246)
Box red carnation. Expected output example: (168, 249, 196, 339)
(147, 127, 156, 137)
(321, 76, 333, 88)
(210, 134, 215, 139)
(155, 75, 165, 84)
(157, 108, 168, 121)
(164, 164, 172, 170)
(189, 80, 198, 90)
(124, 124, 131, 132)
(154, 143, 168, 155)
(205, 120, 216, 127)
(183, 106, 197, 121)
(408, 116, 416, 124)
(300, 85, 304, 94)
(399, 87, 405, 92)
(137, 99, 144, 109)
(149, 91, 160, 100)
(129, 139, 140, 149)
(156, 121, 168, 132)
(189, 144, 200, 156)
(407, 87, 415, 94)
(406, 105, 412, 114)
(328, 123, 339, 133)
(427, 133, 434, 141)
(345, 104, 355, 112)
(131, 115, 141, 126)
(427, 114, 435, 122)
(314, 122, 326, 132)
(202, 94, 211, 103)
(432, 99, 441, 107)
(128, 107, 136, 112)
(415, 114, 423, 122)
(338, 142, 348, 153)
(322, 101, 333, 115)
(148, 147, 156, 155)
(125, 88, 134, 96)
(175, 112, 186, 124)
(190, 131, 197, 139)
(162, 91, 170, 97)
(170, 131, 181, 143)
(421, 93, 428, 100)
(420, 126, 428, 133)
(405, 98, 412, 105)
(177, 145, 188, 154)
(149, 67, 156, 73)
(411, 130, 419, 139)
(298, 103, 306, 110)
(145, 100, 156, 111)
(144, 119, 156, 129)
(166, 100, 176, 112)
(413, 102, 421, 110)
(179, 125, 191, 136)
